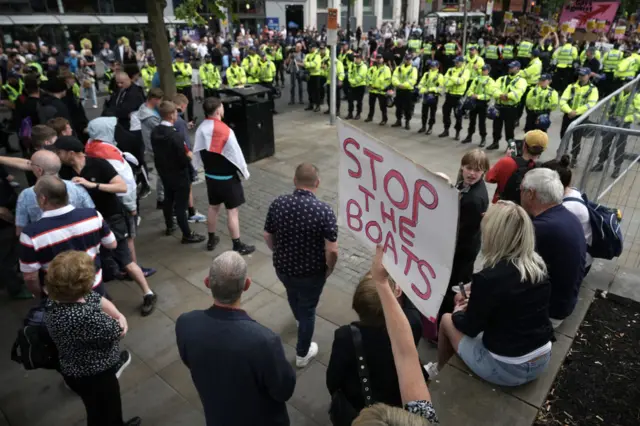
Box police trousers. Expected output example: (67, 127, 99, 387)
(368, 93, 387, 121)
(421, 96, 439, 127)
(468, 100, 488, 137)
(395, 89, 414, 121)
(598, 122, 630, 168)
(524, 109, 549, 133)
(443, 94, 463, 131)
(348, 86, 365, 115)
(560, 114, 584, 159)
(493, 105, 518, 143)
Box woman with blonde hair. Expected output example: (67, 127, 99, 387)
(425, 201, 554, 387)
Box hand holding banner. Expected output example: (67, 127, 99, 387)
(338, 121, 459, 321)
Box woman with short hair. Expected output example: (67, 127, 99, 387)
(425, 201, 554, 387)
(44, 251, 140, 426)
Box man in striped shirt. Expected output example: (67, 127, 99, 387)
(19, 175, 117, 297)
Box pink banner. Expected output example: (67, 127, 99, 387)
(559, 1, 620, 32)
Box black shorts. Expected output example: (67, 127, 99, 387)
(106, 214, 133, 267)
(205, 176, 245, 209)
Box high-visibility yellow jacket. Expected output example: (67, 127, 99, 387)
(227, 64, 247, 87)
(258, 60, 276, 83)
(608, 91, 640, 123)
(141, 65, 157, 89)
(104, 69, 114, 94)
(2, 79, 23, 103)
(172, 62, 193, 88)
(327, 59, 345, 83)
(553, 43, 578, 68)
(484, 45, 500, 60)
(494, 73, 527, 105)
(444, 42, 457, 56)
(319, 53, 330, 77)
(304, 52, 323, 77)
(418, 69, 444, 94)
(260, 44, 274, 61)
(407, 39, 422, 51)
(242, 54, 261, 83)
(199, 63, 221, 89)
(560, 82, 599, 115)
(367, 64, 392, 94)
(338, 50, 353, 67)
(602, 49, 623, 73)
(517, 40, 533, 59)
(526, 85, 559, 112)
(274, 46, 284, 61)
(465, 75, 496, 101)
(521, 57, 542, 86)
(502, 45, 515, 60)
(614, 54, 640, 80)
(349, 62, 368, 87)
(444, 66, 470, 96)
(465, 54, 485, 79)
(392, 64, 418, 90)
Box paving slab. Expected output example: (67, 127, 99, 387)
(289, 361, 332, 426)
(555, 285, 596, 339)
(121, 310, 180, 373)
(609, 265, 640, 303)
(157, 360, 204, 412)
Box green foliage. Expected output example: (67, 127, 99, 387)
(175, 0, 207, 27)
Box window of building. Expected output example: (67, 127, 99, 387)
(317, 0, 328, 9)
(363, 0, 373, 15)
(382, 0, 392, 19)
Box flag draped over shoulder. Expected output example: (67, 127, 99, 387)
(192, 118, 250, 180)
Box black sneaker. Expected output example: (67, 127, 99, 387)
(165, 226, 176, 236)
(124, 417, 142, 426)
(138, 185, 152, 199)
(141, 293, 157, 317)
(182, 232, 206, 244)
(207, 235, 221, 251)
(115, 350, 132, 379)
(233, 241, 256, 255)
(156, 200, 164, 210)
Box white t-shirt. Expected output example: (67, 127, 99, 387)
(563, 188, 593, 267)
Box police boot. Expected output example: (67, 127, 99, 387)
(426, 126, 433, 135)
(590, 162, 604, 172)
(417, 125, 426, 133)
(462, 134, 473, 144)
(479, 137, 486, 148)
(485, 141, 500, 150)
(438, 129, 449, 138)
(612, 166, 621, 179)
(391, 120, 402, 127)
(404, 121, 411, 130)
(305, 104, 314, 111)
(570, 156, 578, 168)
(454, 130, 461, 141)
(323, 109, 330, 114)
(379, 119, 387, 126)
(354, 113, 361, 120)
(346, 113, 354, 120)
(364, 115, 373, 122)
(313, 105, 321, 112)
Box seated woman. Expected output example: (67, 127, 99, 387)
(326, 272, 423, 425)
(425, 201, 554, 387)
(44, 250, 141, 426)
(542, 155, 593, 274)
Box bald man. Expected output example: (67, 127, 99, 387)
(105, 71, 145, 130)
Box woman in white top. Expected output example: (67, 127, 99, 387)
(543, 155, 594, 272)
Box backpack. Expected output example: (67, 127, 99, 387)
(11, 304, 59, 371)
(564, 193, 623, 260)
(500, 157, 537, 204)
(19, 116, 33, 140)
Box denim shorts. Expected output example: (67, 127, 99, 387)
(457, 334, 551, 387)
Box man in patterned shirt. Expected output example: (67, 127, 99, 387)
(263, 163, 339, 368)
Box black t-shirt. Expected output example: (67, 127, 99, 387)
(583, 58, 600, 74)
(59, 157, 122, 218)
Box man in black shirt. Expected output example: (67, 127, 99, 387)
(150, 101, 205, 244)
(582, 46, 601, 76)
(104, 72, 146, 130)
(55, 136, 158, 316)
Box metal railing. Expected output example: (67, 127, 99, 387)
(556, 74, 640, 268)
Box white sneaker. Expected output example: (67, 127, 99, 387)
(295, 342, 318, 368)
(424, 362, 440, 379)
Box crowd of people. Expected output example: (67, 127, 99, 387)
(0, 19, 633, 426)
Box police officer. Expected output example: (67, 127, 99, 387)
(226, 57, 247, 88)
(487, 60, 527, 150)
(365, 55, 392, 125)
(517, 49, 543, 125)
(140, 57, 157, 92)
(601, 43, 623, 97)
(103, 60, 119, 95)
(407, 32, 422, 54)
(346, 53, 368, 120)
(258, 50, 278, 114)
(420, 36, 436, 75)
(391, 53, 418, 130)
(560, 67, 599, 167)
(439, 56, 470, 140)
(173, 52, 194, 121)
(552, 37, 578, 97)
(318, 44, 330, 106)
(442, 38, 459, 72)
(524, 74, 559, 132)
(199, 54, 221, 98)
(462, 64, 495, 147)
(591, 87, 640, 178)
(304, 43, 322, 112)
(501, 37, 516, 74)
(417, 60, 444, 135)
(614, 48, 640, 89)
(516, 38, 534, 69)
(338, 42, 353, 100)
(483, 37, 502, 80)
(465, 46, 485, 84)
(324, 54, 345, 116)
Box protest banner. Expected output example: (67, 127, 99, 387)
(338, 121, 459, 321)
(586, 19, 596, 31)
(504, 11, 513, 22)
(597, 20, 607, 31)
(559, 1, 619, 32)
(615, 26, 626, 39)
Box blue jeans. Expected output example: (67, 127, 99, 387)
(277, 272, 326, 357)
(457, 333, 551, 387)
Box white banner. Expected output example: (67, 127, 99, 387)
(338, 121, 459, 321)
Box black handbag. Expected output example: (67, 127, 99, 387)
(329, 325, 374, 426)
(11, 302, 59, 371)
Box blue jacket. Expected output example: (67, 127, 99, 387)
(176, 306, 296, 426)
(151, 71, 160, 88)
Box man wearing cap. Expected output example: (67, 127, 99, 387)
(173, 53, 194, 121)
(242, 47, 261, 85)
(304, 44, 323, 112)
(517, 49, 543, 125)
(417, 60, 444, 134)
(272, 40, 285, 88)
(200, 54, 222, 99)
(338, 42, 353, 101)
(257, 50, 278, 114)
(560, 67, 599, 167)
(365, 55, 392, 125)
(140, 57, 157, 91)
(487, 60, 527, 150)
(462, 64, 496, 146)
(439, 56, 470, 140)
(552, 36, 578, 97)
(318, 45, 330, 106)
(525, 74, 559, 133)
(391, 53, 418, 130)
(345, 54, 368, 120)
(227, 57, 247, 88)
(465, 46, 485, 83)
(323, 50, 345, 115)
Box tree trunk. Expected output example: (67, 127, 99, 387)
(146, 0, 176, 97)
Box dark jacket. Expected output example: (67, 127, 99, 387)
(150, 124, 191, 180)
(64, 87, 89, 140)
(105, 84, 145, 129)
(176, 306, 296, 426)
(326, 300, 423, 411)
(39, 94, 71, 122)
(455, 179, 489, 261)
(453, 260, 554, 357)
